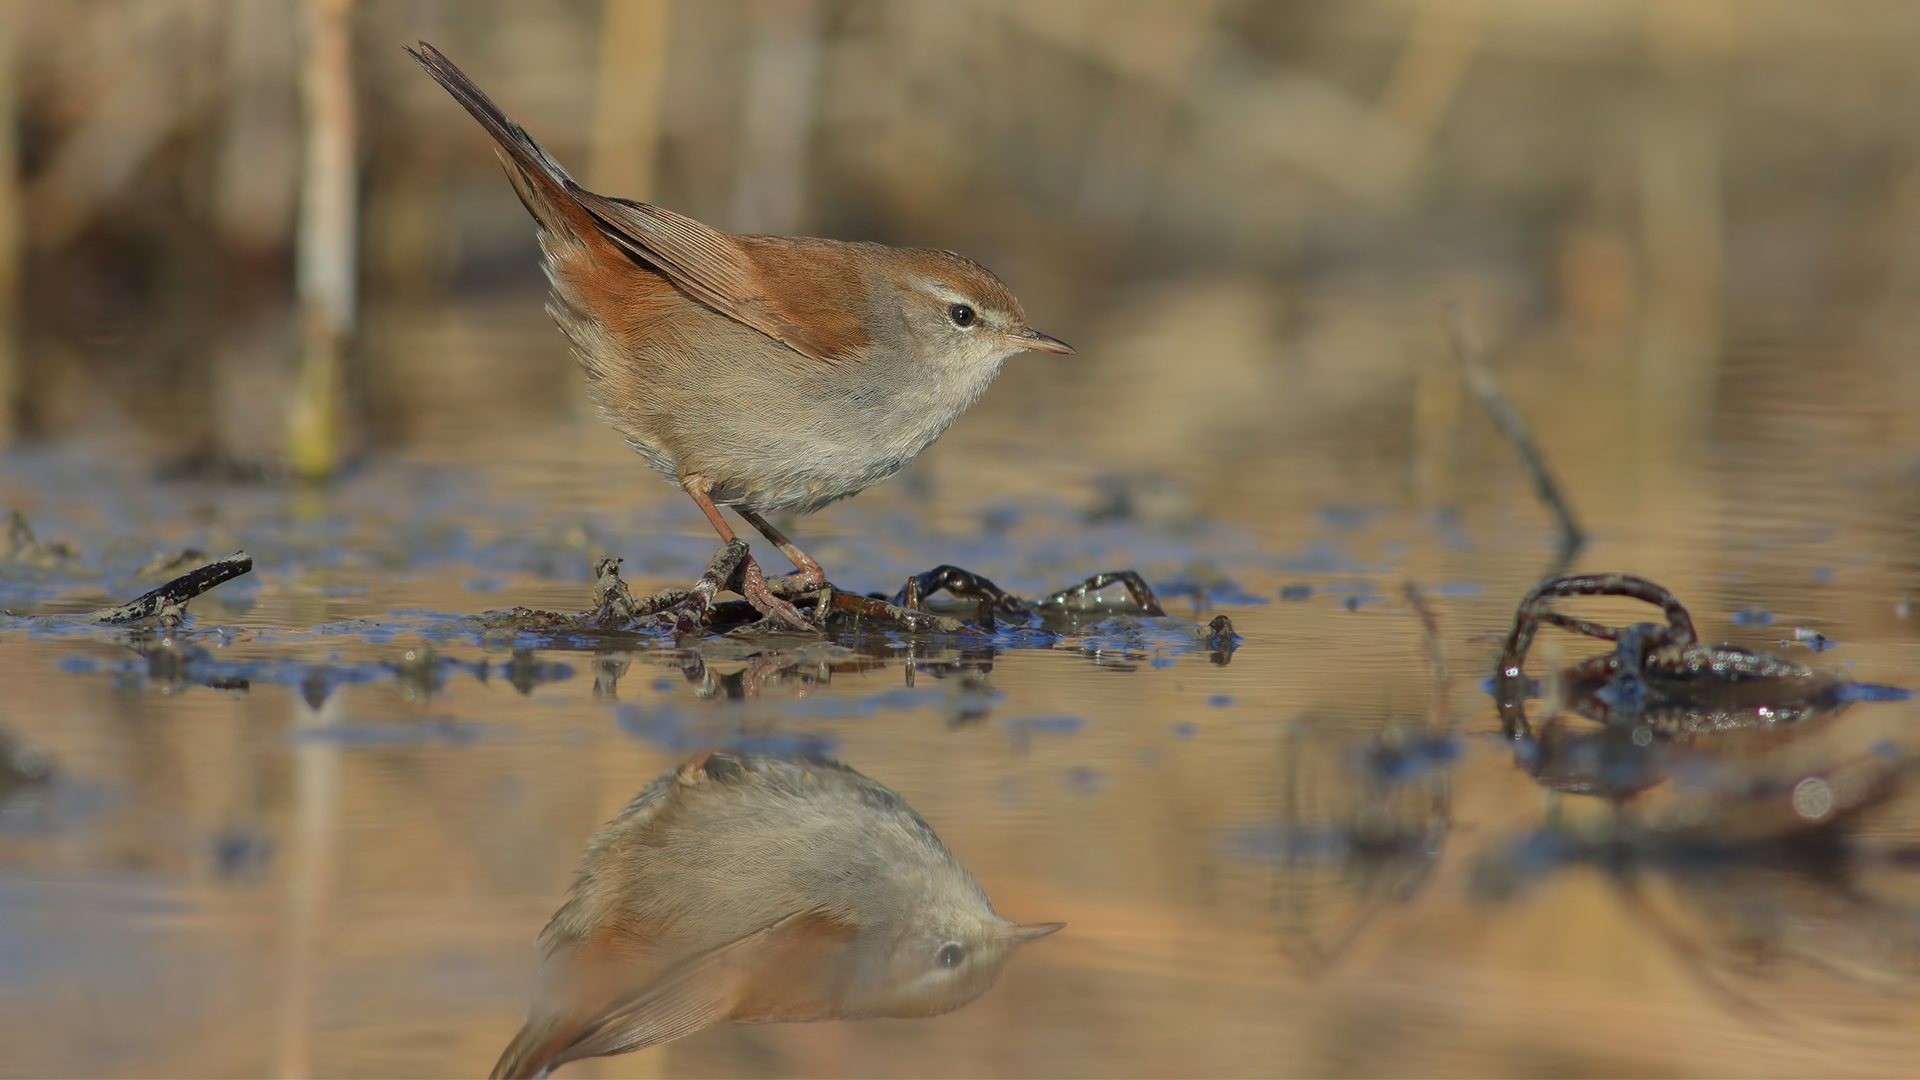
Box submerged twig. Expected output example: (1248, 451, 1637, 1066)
(895, 565, 1031, 630)
(672, 539, 750, 636)
(484, 539, 1182, 642)
(588, 556, 687, 626)
(1038, 570, 1167, 616)
(830, 591, 968, 634)
(1401, 582, 1448, 683)
(1446, 304, 1585, 579)
(1490, 573, 1903, 777)
(1402, 582, 1449, 723)
(90, 551, 253, 625)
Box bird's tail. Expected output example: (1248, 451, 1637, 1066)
(405, 41, 589, 240)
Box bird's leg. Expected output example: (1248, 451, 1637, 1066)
(736, 508, 833, 625)
(682, 479, 812, 631)
(736, 509, 827, 586)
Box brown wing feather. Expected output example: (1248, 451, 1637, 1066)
(490, 909, 856, 1080)
(736, 235, 875, 362)
(572, 194, 871, 364)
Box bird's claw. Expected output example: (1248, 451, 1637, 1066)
(738, 555, 816, 632)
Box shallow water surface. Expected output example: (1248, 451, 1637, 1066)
(2, 335, 1919, 1078)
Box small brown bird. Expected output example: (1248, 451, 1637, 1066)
(492, 751, 1061, 1079)
(408, 44, 1072, 627)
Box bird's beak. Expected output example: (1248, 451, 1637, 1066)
(998, 921, 1066, 944)
(1010, 328, 1074, 355)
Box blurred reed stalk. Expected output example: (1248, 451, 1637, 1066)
(1637, 0, 1727, 453)
(215, 0, 300, 256)
(1633, 0, 1727, 573)
(0, 2, 18, 443)
(590, 0, 671, 199)
(728, 0, 820, 234)
(1367, 0, 1487, 203)
(289, 0, 357, 481)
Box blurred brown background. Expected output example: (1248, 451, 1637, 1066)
(4, 0, 1919, 481)
(9, 6, 1920, 1077)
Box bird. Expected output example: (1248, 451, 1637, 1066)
(491, 750, 1062, 1078)
(407, 43, 1073, 629)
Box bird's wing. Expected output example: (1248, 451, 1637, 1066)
(571, 194, 871, 364)
(493, 908, 855, 1079)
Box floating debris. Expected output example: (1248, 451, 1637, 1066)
(1490, 573, 1909, 798)
(88, 552, 253, 627)
(1787, 626, 1839, 653)
(1490, 573, 1898, 740)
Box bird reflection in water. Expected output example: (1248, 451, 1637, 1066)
(492, 751, 1061, 1079)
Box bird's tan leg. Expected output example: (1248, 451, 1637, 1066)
(736, 509, 827, 585)
(682, 478, 812, 631)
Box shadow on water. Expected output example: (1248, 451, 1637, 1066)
(1227, 581, 1458, 971)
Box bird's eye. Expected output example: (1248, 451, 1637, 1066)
(948, 303, 977, 327)
(937, 943, 966, 968)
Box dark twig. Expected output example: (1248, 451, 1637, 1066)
(1402, 582, 1450, 724)
(487, 549, 1193, 641)
(1533, 611, 1626, 641)
(1446, 304, 1585, 580)
(1488, 573, 1868, 760)
(1038, 570, 1166, 616)
(590, 557, 638, 623)
(830, 592, 969, 634)
(90, 551, 252, 626)
(1499, 573, 1700, 685)
(674, 539, 750, 637)
(1401, 582, 1448, 684)
(893, 565, 1032, 631)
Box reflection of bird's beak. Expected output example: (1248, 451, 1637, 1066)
(999, 921, 1066, 944)
(1010, 328, 1074, 355)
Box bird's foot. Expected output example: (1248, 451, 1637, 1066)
(736, 555, 816, 632)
